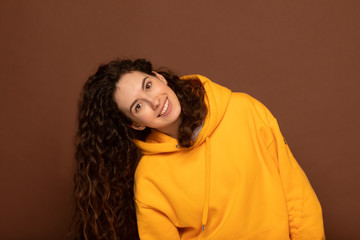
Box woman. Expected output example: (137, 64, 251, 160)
(71, 59, 325, 239)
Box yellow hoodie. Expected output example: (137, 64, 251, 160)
(134, 75, 324, 240)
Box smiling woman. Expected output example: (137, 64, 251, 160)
(70, 59, 207, 239)
(70, 58, 325, 240)
(114, 71, 182, 138)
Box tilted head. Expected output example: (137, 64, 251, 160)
(78, 58, 206, 146)
(78, 58, 178, 140)
(114, 70, 181, 138)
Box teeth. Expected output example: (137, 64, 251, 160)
(159, 99, 169, 116)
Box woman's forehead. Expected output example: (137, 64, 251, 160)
(114, 72, 148, 111)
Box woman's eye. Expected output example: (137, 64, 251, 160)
(145, 82, 152, 90)
(135, 103, 142, 112)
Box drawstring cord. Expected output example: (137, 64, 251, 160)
(202, 136, 211, 231)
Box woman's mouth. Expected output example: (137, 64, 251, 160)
(158, 98, 169, 117)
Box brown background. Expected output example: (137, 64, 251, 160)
(0, 0, 359, 239)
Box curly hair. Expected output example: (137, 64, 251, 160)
(70, 59, 207, 239)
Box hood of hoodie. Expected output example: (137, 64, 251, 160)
(133, 74, 232, 154)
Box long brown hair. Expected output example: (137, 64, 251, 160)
(70, 59, 207, 239)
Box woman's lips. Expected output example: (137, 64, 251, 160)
(158, 97, 171, 117)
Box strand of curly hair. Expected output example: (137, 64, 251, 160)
(69, 59, 207, 239)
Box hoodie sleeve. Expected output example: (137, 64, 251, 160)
(135, 199, 181, 240)
(267, 117, 325, 240)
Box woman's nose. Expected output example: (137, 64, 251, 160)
(150, 96, 160, 110)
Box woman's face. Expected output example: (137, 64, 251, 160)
(114, 71, 181, 137)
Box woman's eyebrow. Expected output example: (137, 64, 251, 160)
(129, 76, 149, 112)
(141, 77, 149, 90)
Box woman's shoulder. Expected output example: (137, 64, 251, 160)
(229, 92, 268, 111)
(228, 92, 275, 124)
(230, 92, 263, 105)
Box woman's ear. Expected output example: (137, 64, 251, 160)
(153, 71, 167, 85)
(130, 122, 146, 131)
